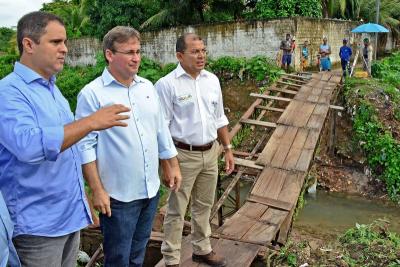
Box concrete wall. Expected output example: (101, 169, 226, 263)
(65, 37, 101, 67)
(66, 18, 396, 69)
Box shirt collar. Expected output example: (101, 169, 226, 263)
(14, 61, 56, 84)
(175, 63, 208, 79)
(102, 67, 144, 87)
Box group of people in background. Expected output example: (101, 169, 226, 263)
(0, 11, 234, 267)
(279, 33, 374, 76)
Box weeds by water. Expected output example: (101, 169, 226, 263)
(271, 220, 400, 267)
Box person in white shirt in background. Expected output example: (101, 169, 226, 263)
(155, 33, 234, 267)
(75, 26, 181, 267)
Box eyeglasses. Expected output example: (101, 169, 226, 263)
(184, 49, 207, 56)
(112, 50, 141, 57)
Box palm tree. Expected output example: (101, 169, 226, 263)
(140, 0, 208, 29)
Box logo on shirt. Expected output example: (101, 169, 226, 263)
(177, 94, 193, 103)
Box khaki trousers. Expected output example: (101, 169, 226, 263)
(161, 141, 219, 265)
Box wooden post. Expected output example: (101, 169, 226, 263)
(235, 181, 241, 211)
(328, 110, 337, 156)
(217, 173, 224, 226)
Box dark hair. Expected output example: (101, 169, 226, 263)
(17, 11, 64, 55)
(103, 26, 141, 64)
(176, 33, 203, 53)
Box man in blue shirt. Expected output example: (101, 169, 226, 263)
(339, 38, 352, 77)
(75, 26, 182, 267)
(0, 12, 130, 267)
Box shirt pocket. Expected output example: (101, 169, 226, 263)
(208, 92, 219, 116)
(174, 93, 195, 112)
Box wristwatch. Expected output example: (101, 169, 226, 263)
(223, 144, 233, 150)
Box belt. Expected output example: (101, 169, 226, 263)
(173, 140, 214, 152)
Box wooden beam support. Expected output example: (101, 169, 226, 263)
(281, 73, 311, 80)
(240, 119, 277, 128)
(277, 81, 302, 88)
(247, 194, 293, 211)
(255, 105, 285, 113)
(232, 157, 264, 170)
(266, 87, 298, 95)
(282, 77, 308, 84)
(329, 104, 344, 111)
(250, 93, 292, 102)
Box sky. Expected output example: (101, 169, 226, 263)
(0, 0, 52, 28)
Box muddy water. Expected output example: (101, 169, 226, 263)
(294, 190, 400, 239)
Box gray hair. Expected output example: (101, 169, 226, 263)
(102, 26, 141, 64)
(17, 11, 64, 55)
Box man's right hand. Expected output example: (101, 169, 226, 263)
(92, 188, 112, 217)
(89, 104, 131, 131)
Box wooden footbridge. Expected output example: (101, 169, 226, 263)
(154, 71, 343, 267)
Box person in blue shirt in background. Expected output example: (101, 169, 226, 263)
(0, 11, 130, 267)
(0, 192, 20, 267)
(339, 38, 353, 77)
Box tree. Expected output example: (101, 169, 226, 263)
(140, 0, 208, 30)
(41, 0, 90, 38)
(86, 0, 160, 36)
(0, 27, 15, 52)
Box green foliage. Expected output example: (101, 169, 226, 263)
(344, 75, 400, 201)
(0, 27, 15, 52)
(247, 0, 322, 19)
(207, 56, 283, 82)
(339, 220, 400, 266)
(0, 54, 19, 79)
(372, 52, 400, 89)
(87, 0, 161, 36)
(41, 0, 90, 38)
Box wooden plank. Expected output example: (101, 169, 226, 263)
(251, 167, 278, 196)
(269, 127, 298, 168)
(255, 126, 286, 166)
(240, 119, 277, 128)
(282, 77, 308, 84)
(210, 239, 261, 267)
(250, 93, 292, 102)
(277, 171, 306, 204)
(232, 157, 264, 170)
(277, 81, 302, 88)
(248, 194, 293, 211)
(321, 72, 332, 81)
(276, 100, 304, 126)
(303, 130, 320, 149)
(179, 238, 219, 267)
(313, 104, 330, 115)
(266, 86, 298, 95)
(255, 105, 285, 113)
(282, 73, 310, 80)
(329, 104, 344, 110)
(282, 128, 309, 170)
(295, 149, 315, 172)
(307, 114, 325, 129)
(241, 208, 288, 244)
(217, 203, 268, 239)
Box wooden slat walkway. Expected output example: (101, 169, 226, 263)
(155, 72, 342, 267)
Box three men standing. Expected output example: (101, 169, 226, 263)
(0, 12, 130, 267)
(156, 33, 235, 267)
(75, 26, 182, 267)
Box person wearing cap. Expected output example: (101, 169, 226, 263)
(339, 38, 352, 76)
(363, 38, 373, 76)
(319, 37, 331, 71)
